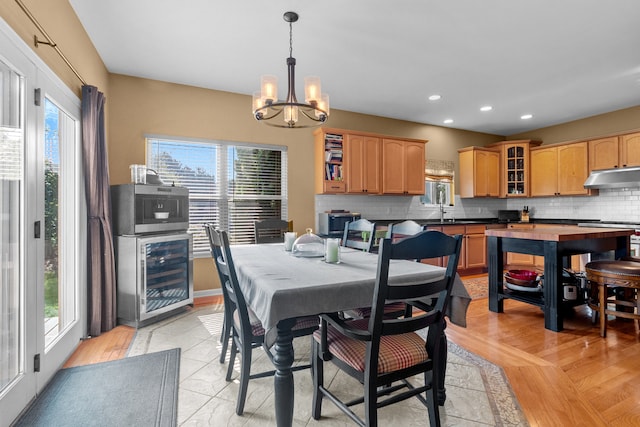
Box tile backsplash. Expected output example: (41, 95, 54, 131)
(315, 187, 640, 224)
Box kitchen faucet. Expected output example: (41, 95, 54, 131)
(440, 203, 447, 223)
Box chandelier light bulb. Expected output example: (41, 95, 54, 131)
(305, 76, 321, 104)
(260, 75, 278, 104)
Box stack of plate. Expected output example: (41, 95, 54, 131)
(504, 269, 542, 293)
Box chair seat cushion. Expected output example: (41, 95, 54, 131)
(234, 308, 318, 337)
(346, 302, 407, 319)
(314, 318, 428, 374)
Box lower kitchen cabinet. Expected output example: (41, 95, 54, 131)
(426, 224, 487, 274)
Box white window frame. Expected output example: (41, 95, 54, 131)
(146, 135, 288, 255)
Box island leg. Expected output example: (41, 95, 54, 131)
(273, 318, 296, 427)
(488, 236, 504, 313)
(543, 242, 563, 332)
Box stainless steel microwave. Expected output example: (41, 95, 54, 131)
(111, 184, 189, 235)
(318, 212, 361, 237)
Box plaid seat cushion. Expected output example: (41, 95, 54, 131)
(234, 309, 319, 337)
(347, 302, 407, 319)
(313, 318, 428, 374)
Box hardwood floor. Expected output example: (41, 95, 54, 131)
(64, 293, 640, 426)
(447, 297, 640, 426)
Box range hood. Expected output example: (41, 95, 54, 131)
(584, 166, 640, 189)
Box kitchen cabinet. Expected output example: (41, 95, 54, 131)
(314, 128, 346, 194)
(530, 141, 590, 197)
(314, 127, 427, 195)
(458, 147, 500, 198)
(487, 140, 542, 198)
(426, 224, 488, 274)
(345, 133, 381, 194)
(620, 132, 640, 168)
(381, 139, 426, 195)
(589, 136, 619, 170)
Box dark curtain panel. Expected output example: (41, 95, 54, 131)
(81, 85, 116, 336)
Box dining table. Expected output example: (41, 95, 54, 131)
(485, 225, 633, 332)
(230, 243, 470, 427)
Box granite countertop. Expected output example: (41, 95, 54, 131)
(371, 218, 600, 226)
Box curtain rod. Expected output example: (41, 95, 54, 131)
(15, 0, 87, 85)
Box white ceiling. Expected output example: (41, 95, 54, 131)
(69, 0, 640, 136)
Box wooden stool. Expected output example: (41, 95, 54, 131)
(586, 260, 640, 337)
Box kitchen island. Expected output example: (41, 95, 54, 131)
(485, 226, 633, 331)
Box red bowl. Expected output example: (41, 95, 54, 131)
(507, 269, 538, 281)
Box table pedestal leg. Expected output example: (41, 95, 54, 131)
(273, 318, 295, 427)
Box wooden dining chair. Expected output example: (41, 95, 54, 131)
(203, 223, 233, 364)
(209, 228, 319, 415)
(342, 218, 376, 252)
(312, 230, 463, 427)
(347, 220, 428, 320)
(253, 218, 292, 244)
(386, 220, 426, 241)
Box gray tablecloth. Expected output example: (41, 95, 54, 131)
(231, 244, 470, 345)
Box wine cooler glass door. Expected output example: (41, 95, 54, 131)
(140, 233, 193, 320)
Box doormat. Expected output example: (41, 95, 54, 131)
(13, 348, 180, 427)
(463, 275, 489, 300)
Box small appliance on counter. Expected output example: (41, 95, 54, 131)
(497, 210, 521, 223)
(318, 210, 361, 237)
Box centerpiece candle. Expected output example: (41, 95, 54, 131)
(325, 238, 340, 263)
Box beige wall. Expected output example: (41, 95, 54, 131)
(508, 105, 640, 145)
(1, 0, 109, 100)
(107, 74, 507, 292)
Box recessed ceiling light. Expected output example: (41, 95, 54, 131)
(521, 114, 533, 120)
(428, 95, 442, 101)
(480, 106, 493, 112)
(443, 119, 453, 124)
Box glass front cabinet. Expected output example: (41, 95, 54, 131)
(488, 140, 541, 198)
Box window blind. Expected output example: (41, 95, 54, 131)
(147, 137, 287, 253)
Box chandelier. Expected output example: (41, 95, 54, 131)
(252, 11, 329, 128)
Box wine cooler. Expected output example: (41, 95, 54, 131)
(115, 232, 193, 327)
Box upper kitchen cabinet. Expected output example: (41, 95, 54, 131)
(381, 138, 426, 195)
(588, 132, 640, 171)
(620, 132, 640, 168)
(314, 128, 346, 194)
(530, 141, 590, 197)
(314, 128, 427, 195)
(487, 140, 541, 198)
(345, 133, 381, 194)
(589, 136, 619, 170)
(458, 146, 500, 198)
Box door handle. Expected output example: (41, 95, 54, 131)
(34, 220, 41, 239)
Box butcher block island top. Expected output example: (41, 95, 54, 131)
(485, 225, 634, 241)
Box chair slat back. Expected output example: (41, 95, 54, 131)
(208, 227, 253, 338)
(370, 230, 463, 337)
(386, 220, 426, 241)
(254, 219, 291, 244)
(204, 224, 236, 314)
(342, 218, 376, 252)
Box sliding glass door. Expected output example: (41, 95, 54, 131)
(0, 19, 85, 427)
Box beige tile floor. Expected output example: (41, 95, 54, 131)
(128, 305, 527, 426)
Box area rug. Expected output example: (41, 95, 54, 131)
(128, 304, 528, 426)
(13, 348, 180, 427)
(463, 274, 489, 300)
